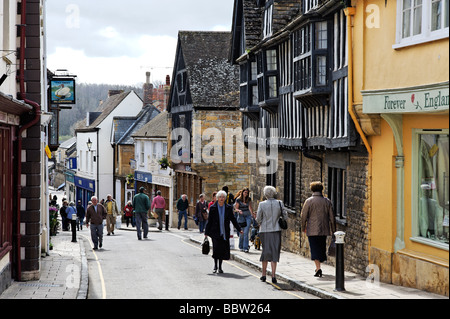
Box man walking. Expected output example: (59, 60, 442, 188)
(86, 196, 107, 250)
(151, 190, 166, 231)
(176, 194, 189, 230)
(133, 187, 151, 240)
(105, 194, 119, 235)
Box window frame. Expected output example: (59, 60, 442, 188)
(328, 166, 347, 224)
(394, 0, 449, 49)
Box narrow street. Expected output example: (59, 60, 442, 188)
(79, 227, 318, 300)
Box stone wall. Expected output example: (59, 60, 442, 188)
(247, 147, 370, 277)
(191, 110, 250, 198)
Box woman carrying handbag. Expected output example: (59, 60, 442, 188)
(255, 186, 288, 284)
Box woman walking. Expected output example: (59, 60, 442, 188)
(256, 186, 288, 284)
(205, 190, 243, 273)
(195, 194, 208, 233)
(235, 188, 254, 252)
(301, 181, 336, 278)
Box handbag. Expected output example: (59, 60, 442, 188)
(278, 201, 288, 230)
(237, 213, 247, 228)
(328, 238, 336, 257)
(202, 237, 210, 255)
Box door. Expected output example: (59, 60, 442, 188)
(0, 125, 13, 259)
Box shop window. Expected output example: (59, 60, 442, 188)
(415, 130, 449, 246)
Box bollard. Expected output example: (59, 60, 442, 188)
(334, 231, 346, 292)
(165, 210, 169, 230)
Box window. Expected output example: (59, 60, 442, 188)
(414, 130, 449, 246)
(256, 49, 279, 105)
(395, 0, 449, 48)
(263, 1, 274, 38)
(328, 167, 347, 221)
(140, 141, 145, 166)
(266, 49, 278, 99)
(284, 161, 296, 208)
(315, 21, 328, 49)
(304, 0, 319, 13)
(293, 21, 330, 94)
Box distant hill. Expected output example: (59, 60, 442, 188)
(58, 83, 144, 136)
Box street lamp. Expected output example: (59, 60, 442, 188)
(87, 138, 93, 151)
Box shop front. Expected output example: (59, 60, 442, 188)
(363, 81, 449, 295)
(74, 176, 96, 209)
(135, 170, 174, 228)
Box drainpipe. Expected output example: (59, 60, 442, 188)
(16, 0, 42, 281)
(344, 6, 373, 263)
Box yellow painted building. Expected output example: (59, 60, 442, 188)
(348, 0, 449, 295)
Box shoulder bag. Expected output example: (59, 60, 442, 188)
(278, 201, 288, 230)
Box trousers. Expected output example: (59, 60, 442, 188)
(90, 224, 103, 249)
(135, 212, 149, 239)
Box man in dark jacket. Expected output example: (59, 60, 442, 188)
(86, 196, 107, 250)
(176, 194, 189, 230)
(133, 187, 151, 240)
(76, 200, 86, 230)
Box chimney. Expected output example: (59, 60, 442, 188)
(164, 75, 171, 110)
(143, 71, 153, 106)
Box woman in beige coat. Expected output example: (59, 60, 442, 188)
(301, 181, 336, 278)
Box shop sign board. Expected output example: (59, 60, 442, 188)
(363, 82, 449, 114)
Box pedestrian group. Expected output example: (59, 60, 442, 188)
(49, 180, 336, 283)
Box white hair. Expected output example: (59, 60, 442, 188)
(216, 190, 227, 199)
(263, 186, 277, 199)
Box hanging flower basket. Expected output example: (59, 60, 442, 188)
(159, 157, 170, 169)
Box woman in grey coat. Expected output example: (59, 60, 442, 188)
(256, 186, 288, 284)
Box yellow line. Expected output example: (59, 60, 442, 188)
(181, 238, 305, 299)
(80, 234, 107, 299)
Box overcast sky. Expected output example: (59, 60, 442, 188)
(46, 0, 234, 85)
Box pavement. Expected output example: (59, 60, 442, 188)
(0, 224, 447, 300)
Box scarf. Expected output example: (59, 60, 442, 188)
(218, 204, 226, 240)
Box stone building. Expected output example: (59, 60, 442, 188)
(230, 0, 370, 276)
(167, 31, 249, 220)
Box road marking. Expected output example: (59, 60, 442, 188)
(80, 234, 107, 299)
(180, 238, 305, 299)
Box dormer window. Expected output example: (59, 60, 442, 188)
(263, 0, 274, 38)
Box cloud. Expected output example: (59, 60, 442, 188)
(46, 0, 234, 84)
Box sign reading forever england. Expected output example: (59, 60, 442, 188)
(362, 82, 449, 114)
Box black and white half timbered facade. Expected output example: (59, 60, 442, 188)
(231, 0, 370, 275)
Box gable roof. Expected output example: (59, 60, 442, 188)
(112, 105, 161, 145)
(75, 91, 140, 132)
(132, 111, 168, 139)
(168, 31, 240, 111)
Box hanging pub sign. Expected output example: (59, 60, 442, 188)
(50, 78, 76, 105)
